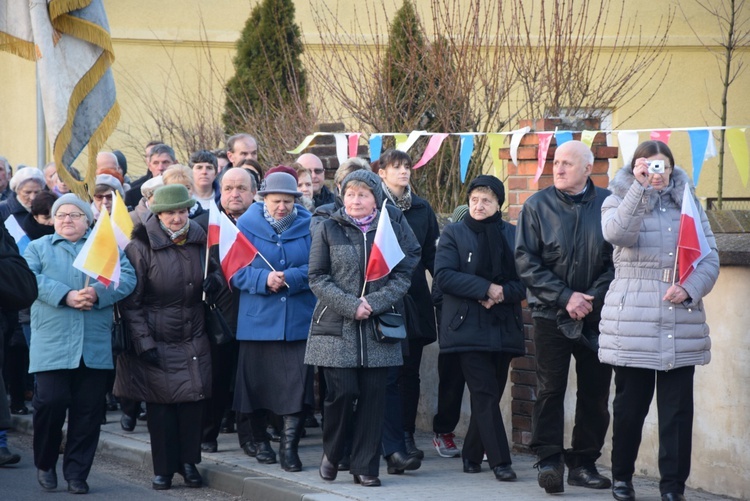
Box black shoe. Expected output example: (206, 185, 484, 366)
(353, 474, 381, 487)
(462, 458, 482, 473)
(151, 474, 172, 490)
(612, 480, 635, 501)
(0, 446, 21, 466)
(337, 456, 350, 471)
(120, 414, 136, 432)
(494, 464, 517, 481)
(319, 453, 337, 481)
(304, 414, 320, 428)
(178, 463, 202, 487)
(535, 454, 564, 493)
(661, 493, 686, 501)
(254, 440, 277, 464)
(220, 416, 235, 434)
(386, 451, 421, 474)
(242, 441, 258, 457)
(404, 432, 424, 460)
(106, 394, 119, 411)
(38, 468, 58, 490)
(568, 464, 612, 489)
(67, 479, 89, 494)
(266, 424, 281, 442)
(279, 414, 303, 472)
(200, 441, 218, 453)
(137, 408, 147, 421)
(10, 406, 29, 415)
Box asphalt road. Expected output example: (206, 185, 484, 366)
(0, 430, 241, 500)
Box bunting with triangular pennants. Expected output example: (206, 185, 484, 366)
(287, 126, 750, 188)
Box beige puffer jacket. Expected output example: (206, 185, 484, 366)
(598, 166, 719, 371)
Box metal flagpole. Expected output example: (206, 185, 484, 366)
(36, 65, 46, 167)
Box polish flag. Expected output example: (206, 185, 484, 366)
(365, 201, 405, 282)
(217, 210, 258, 282)
(207, 198, 221, 247)
(677, 183, 712, 285)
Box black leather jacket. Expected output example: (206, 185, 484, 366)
(514, 178, 614, 325)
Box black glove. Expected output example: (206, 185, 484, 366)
(140, 348, 160, 368)
(202, 275, 222, 297)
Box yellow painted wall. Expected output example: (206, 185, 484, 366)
(1, 0, 748, 194)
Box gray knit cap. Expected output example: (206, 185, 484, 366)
(340, 170, 385, 207)
(51, 193, 94, 225)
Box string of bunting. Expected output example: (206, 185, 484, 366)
(287, 126, 750, 188)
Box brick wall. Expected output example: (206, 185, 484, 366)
(499, 118, 618, 452)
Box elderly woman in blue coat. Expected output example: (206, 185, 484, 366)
(232, 171, 316, 472)
(24, 194, 136, 494)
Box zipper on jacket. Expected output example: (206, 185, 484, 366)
(315, 306, 328, 324)
(360, 231, 368, 367)
(618, 295, 625, 311)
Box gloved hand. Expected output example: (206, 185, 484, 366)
(202, 275, 222, 297)
(140, 348, 160, 368)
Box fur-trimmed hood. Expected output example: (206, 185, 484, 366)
(608, 165, 693, 213)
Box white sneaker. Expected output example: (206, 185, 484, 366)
(433, 433, 461, 458)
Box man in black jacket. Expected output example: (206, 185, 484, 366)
(124, 143, 174, 208)
(515, 140, 614, 494)
(0, 224, 38, 465)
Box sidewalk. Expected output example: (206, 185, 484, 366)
(11, 410, 734, 500)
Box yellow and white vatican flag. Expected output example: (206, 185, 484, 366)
(0, 0, 119, 200)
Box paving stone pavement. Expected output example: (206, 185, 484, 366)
(11, 410, 737, 500)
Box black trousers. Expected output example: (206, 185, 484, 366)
(381, 365, 405, 457)
(612, 365, 695, 495)
(32, 363, 107, 481)
(146, 401, 203, 476)
(530, 317, 612, 466)
(202, 341, 236, 443)
(323, 367, 387, 477)
(432, 351, 466, 434)
(399, 339, 424, 434)
(459, 351, 513, 467)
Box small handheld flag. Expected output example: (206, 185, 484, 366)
(676, 183, 712, 285)
(72, 209, 121, 287)
(365, 201, 405, 283)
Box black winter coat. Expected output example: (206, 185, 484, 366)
(114, 217, 212, 404)
(396, 194, 439, 344)
(434, 219, 525, 355)
(514, 178, 614, 326)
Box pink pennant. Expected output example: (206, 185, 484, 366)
(413, 133, 449, 169)
(348, 133, 361, 158)
(650, 130, 672, 144)
(534, 132, 554, 184)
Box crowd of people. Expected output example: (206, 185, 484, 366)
(0, 135, 718, 501)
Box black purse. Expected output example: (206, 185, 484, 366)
(111, 303, 131, 355)
(373, 308, 407, 344)
(204, 301, 234, 345)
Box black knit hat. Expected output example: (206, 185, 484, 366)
(467, 175, 505, 206)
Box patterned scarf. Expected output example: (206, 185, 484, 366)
(382, 182, 412, 212)
(159, 219, 190, 245)
(263, 204, 298, 234)
(345, 207, 378, 233)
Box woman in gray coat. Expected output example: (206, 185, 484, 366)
(304, 170, 414, 487)
(599, 141, 719, 501)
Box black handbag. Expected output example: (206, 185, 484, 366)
(204, 301, 234, 345)
(111, 303, 131, 355)
(373, 308, 407, 344)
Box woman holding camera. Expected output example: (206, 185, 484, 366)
(599, 141, 719, 501)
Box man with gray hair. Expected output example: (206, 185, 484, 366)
(125, 143, 176, 208)
(515, 140, 614, 494)
(297, 153, 333, 208)
(0, 157, 11, 201)
(226, 134, 258, 167)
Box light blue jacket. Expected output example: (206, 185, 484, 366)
(24, 230, 137, 372)
(232, 203, 315, 342)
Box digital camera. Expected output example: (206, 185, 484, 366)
(648, 160, 665, 174)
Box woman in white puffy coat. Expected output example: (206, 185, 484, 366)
(598, 140, 719, 501)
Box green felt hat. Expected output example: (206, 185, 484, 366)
(149, 184, 195, 214)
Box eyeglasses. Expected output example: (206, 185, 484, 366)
(54, 212, 86, 221)
(93, 193, 114, 201)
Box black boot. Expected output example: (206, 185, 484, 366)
(279, 413, 303, 472)
(249, 411, 277, 464)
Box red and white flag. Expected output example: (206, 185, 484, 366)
(207, 198, 221, 247)
(217, 210, 258, 282)
(365, 201, 405, 282)
(677, 183, 712, 285)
